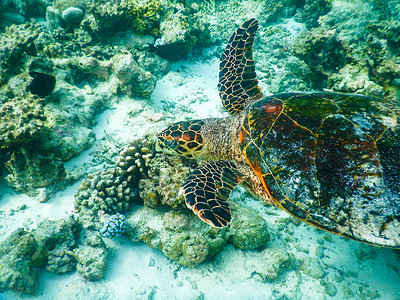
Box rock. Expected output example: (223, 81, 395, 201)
(54, 0, 87, 12)
(244, 247, 294, 281)
(126, 206, 229, 267)
(62, 7, 84, 28)
(229, 202, 270, 250)
(295, 0, 332, 29)
(343, 286, 354, 298)
(111, 53, 156, 98)
(33, 216, 81, 274)
(354, 244, 377, 261)
(137, 52, 170, 80)
(328, 64, 384, 96)
(300, 257, 326, 279)
(0, 93, 46, 148)
(324, 281, 337, 297)
(46, 6, 63, 30)
(0, 229, 46, 295)
(72, 231, 107, 281)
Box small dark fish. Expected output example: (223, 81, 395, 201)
(27, 71, 56, 98)
(149, 41, 188, 61)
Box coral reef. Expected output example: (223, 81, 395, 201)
(0, 229, 45, 295)
(111, 52, 156, 98)
(33, 216, 81, 274)
(85, 0, 162, 36)
(292, 27, 347, 87)
(0, 93, 46, 148)
(72, 230, 107, 281)
(295, 0, 332, 29)
(262, 0, 298, 24)
(0, 22, 50, 86)
(125, 200, 270, 266)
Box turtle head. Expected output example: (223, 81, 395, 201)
(156, 120, 205, 158)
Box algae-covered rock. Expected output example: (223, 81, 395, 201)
(72, 230, 107, 281)
(33, 216, 81, 274)
(229, 202, 270, 250)
(111, 52, 156, 98)
(292, 26, 347, 82)
(0, 93, 46, 148)
(126, 207, 229, 267)
(354, 244, 377, 261)
(323, 281, 337, 297)
(295, 0, 332, 29)
(157, 4, 210, 60)
(244, 247, 294, 282)
(300, 256, 326, 279)
(0, 229, 46, 295)
(328, 64, 384, 96)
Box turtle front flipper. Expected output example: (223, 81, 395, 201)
(182, 160, 243, 227)
(218, 18, 263, 116)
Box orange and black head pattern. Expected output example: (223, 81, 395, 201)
(156, 120, 205, 158)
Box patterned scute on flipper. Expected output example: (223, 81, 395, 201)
(218, 18, 262, 116)
(182, 160, 243, 227)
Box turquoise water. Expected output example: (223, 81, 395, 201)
(1, 0, 400, 299)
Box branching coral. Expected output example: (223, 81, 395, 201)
(74, 138, 155, 229)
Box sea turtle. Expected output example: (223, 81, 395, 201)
(155, 19, 400, 248)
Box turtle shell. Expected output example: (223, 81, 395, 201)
(240, 92, 400, 247)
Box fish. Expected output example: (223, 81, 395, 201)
(27, 71, 56, 98)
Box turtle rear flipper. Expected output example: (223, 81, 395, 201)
(182, 160, 243, 227)
(218, 18, 263, 116)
